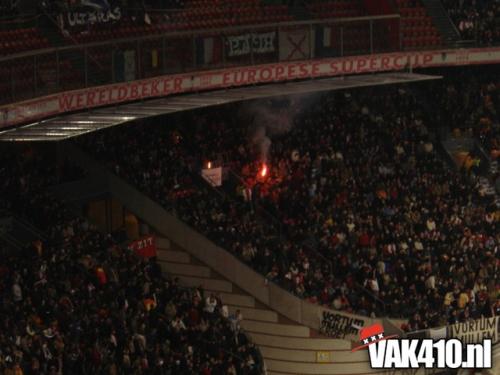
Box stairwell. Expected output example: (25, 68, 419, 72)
(154, 236, 378, 375)
(420, 0, 462, 45)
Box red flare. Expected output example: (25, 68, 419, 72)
(260, 164, 268, 178)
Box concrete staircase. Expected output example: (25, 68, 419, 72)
(155, 237, 378, 375)
(420, 0, 462, 45)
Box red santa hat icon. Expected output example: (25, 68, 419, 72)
(351, 323, 398, 352)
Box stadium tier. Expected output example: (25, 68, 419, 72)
(77, 76, 499, 330)
(442, 0, 500, 45)
(0, 1, 435, 54)
(0, 1, 499, 374)
(0, 148, 263, 374)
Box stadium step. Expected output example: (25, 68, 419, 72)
(156, 248, 191, 264)
(156, 237, 171, 249)
(158, 260, 211, 278)
(176, 275, 233, 292)
(227, 305, 278, 323)
(260, 346, 369, 363)
(248, 332, 351, 351)
(214, 291, 255, 308)
(265, 358, 376, 375)
(241, 320, 310, 338)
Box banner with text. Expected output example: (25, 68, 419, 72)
(319, 308, 372, 340)
(59, 6, 121, 28)
(128, 235, 157, 258)
(227, 32, 276, 57)
(3, 47, 500, 129)
(447, 316, 498, 344)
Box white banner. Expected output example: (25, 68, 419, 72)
(447, 316, 498, 344)
(3, 47, 500, 129)
(60, 7, 121, 28)
(227, 32, 276, 57)
(201, 167, 222, 187)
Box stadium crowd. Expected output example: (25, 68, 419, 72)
(442, 0, 500, 44)
(429, 67, 499, 192)
(81, 79, 499, 331)
(0, 150, 261, 374)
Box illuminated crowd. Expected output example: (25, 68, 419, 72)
(82, 69, 499, 331)
(0, 152, 262, 374)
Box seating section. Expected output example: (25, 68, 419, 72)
(306, 0, 441, 50)
(173, 0, 292, 29)
(441, 0, 500, 44)
(306, 0, 363, 19)
(0, 58, 79, 104)
(0, 27, 50, 55)
(79, 78, 500, 331)
(396, 0, 441, 48)
(0, 149, 263, 374)
(69, 0, 291, 45)
(0, 1, 445, 59)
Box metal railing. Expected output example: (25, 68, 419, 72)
(0, 14, 401, 106)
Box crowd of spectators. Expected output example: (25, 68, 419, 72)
(0, 148, 262, 374)
(442, 0, 500, 44)
(80, 81, 499, 332)
(427, 67, 499, 192)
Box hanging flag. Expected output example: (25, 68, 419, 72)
(151, 49, 158, 68)
(315, 25, 339, 58)
(123, 50, 136, 81)
(196, 37, 221, 65)
(279, 28, 310, 61)
(323, 26, 331, 47)
(114, 50, 124, 82)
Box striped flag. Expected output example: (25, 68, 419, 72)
(195, 37, 221, 65)
(323, 26, 331, 47)
(315, 25, 339, 57)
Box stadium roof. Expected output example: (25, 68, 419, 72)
(0, 72, 441, 142)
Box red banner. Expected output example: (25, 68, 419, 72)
(128, 235, 157, 258)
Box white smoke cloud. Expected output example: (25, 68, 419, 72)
(246, 93, 321, 161)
